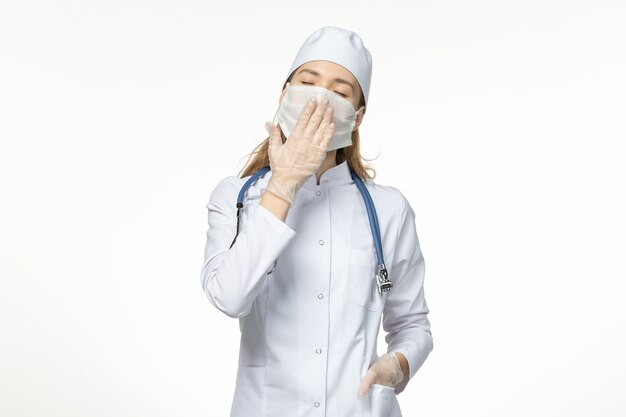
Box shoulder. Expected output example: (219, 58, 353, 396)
(364, 179, 412, 218)
(211, 175, 247, 196)
(206, 175, 248, 209)
(207, 168, 272, 207)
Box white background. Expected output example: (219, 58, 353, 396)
(1, 1, 625, 416)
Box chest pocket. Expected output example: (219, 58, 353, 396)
(348, 247, 385, 311)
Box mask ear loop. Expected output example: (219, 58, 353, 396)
(272, 81, 290, 126)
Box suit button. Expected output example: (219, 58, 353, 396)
(314, 401, 320, 407)
(318, 240, 324, 245)
(316, 348, 322, 354)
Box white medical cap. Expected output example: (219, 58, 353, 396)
(283, 26, 373, 106)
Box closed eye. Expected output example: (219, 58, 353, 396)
(301, 82, 347, 97)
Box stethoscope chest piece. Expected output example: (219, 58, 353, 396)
(376, 264, 393, 295)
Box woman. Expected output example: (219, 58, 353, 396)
(200, 26, 433, 417)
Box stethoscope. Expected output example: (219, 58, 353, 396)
(229, 165, 393, 295)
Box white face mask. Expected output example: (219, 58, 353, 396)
(273, 82, 365, 151)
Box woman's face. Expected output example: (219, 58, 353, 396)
(279, 60, 366, 131)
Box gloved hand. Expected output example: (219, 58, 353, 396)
(262, 97, 335, 205)
(357, 352, 404, 399)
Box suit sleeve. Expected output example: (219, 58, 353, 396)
(199, 176, 297, 318)
(382, 190, 434, 392)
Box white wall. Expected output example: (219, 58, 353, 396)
(1, 1, 624, 416)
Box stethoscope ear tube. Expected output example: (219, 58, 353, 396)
(230, 166, 276, 274)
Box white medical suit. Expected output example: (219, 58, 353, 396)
(200, 160, 433, 417)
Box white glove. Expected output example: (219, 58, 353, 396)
(262, 97, 335, 205)
(357, 352, 404, 399)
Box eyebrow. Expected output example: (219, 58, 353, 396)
(297, 68, 355, 95)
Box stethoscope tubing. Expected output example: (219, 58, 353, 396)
(229, 165, 392, 292)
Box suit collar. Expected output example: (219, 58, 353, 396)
(301, 160, 354, 189)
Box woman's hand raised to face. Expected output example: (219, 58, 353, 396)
(262, 97, 335, 206)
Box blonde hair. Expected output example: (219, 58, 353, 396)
(237, 72, 376, 181)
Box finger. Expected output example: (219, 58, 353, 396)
(319, 122, 335, 149)
(304, 98, 329, 137)
(266, 121, 281, 148)
(312, 105, 333, 147)
(266, 121, 281, 165)
(293, 98, 318, 136)
(357, 371, 376, 399)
